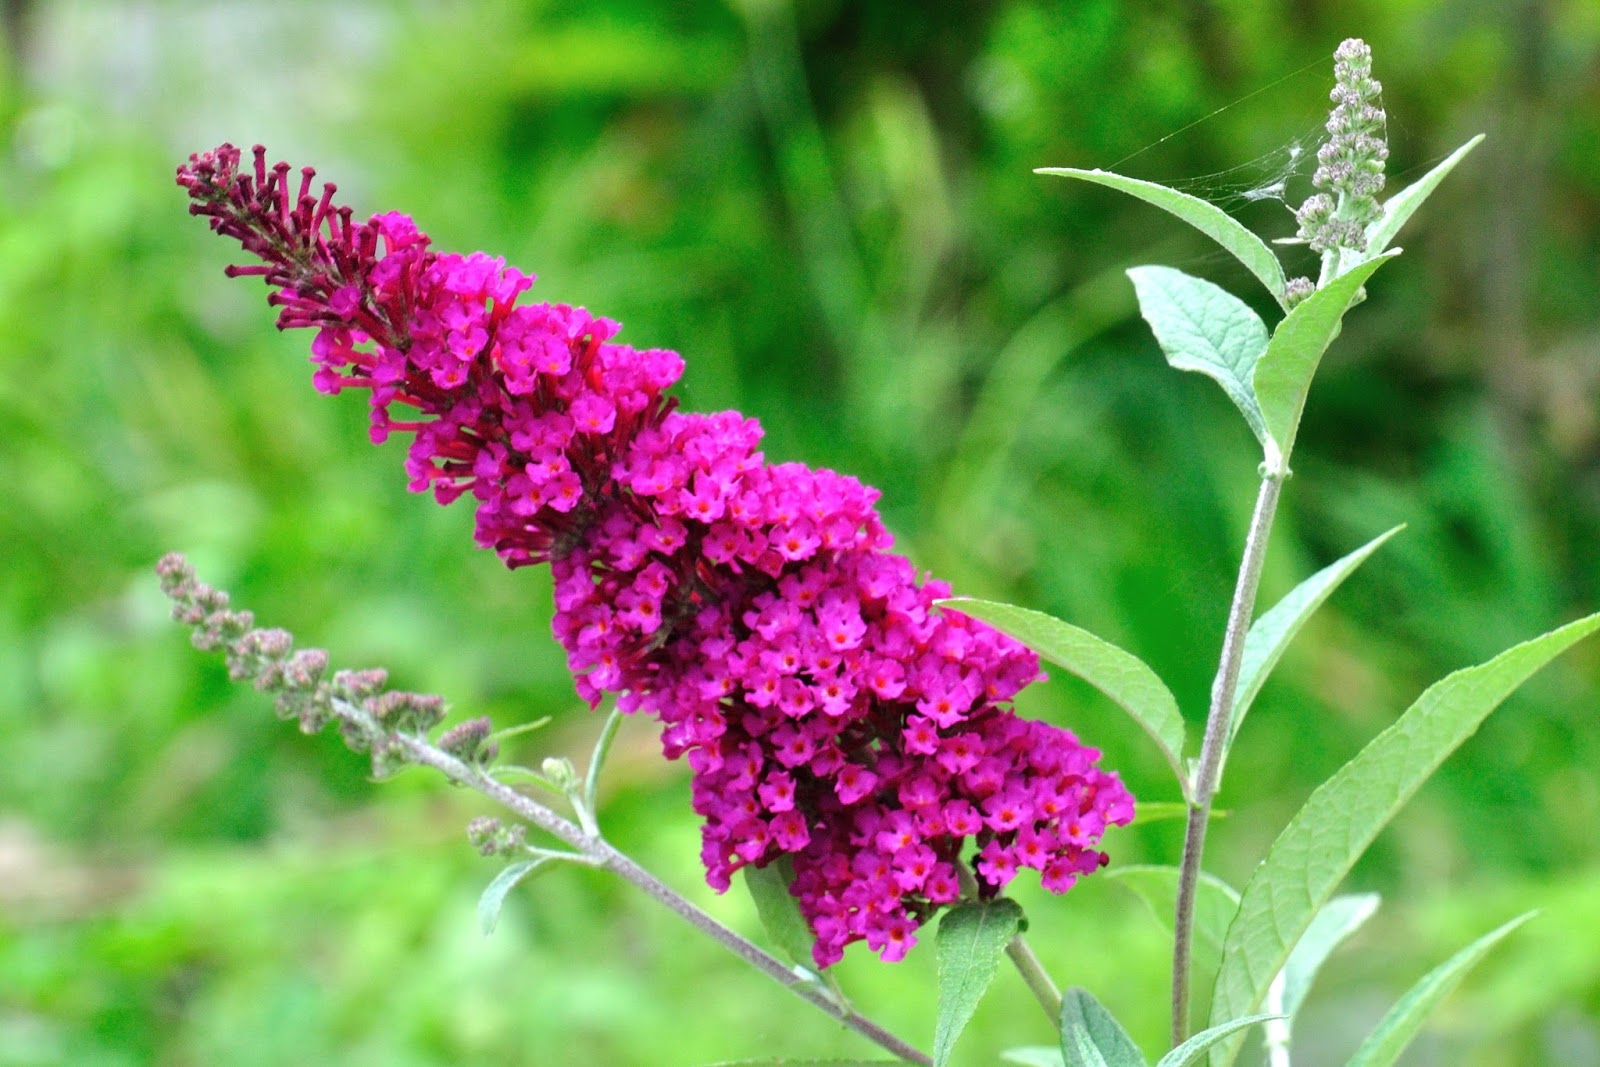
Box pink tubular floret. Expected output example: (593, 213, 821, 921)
(179, 144, 1135, 966)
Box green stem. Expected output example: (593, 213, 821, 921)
(1170, 474, 1283, 1045)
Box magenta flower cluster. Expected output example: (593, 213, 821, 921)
(178, 144, 1134, 966)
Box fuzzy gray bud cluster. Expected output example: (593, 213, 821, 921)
(1296, 38, 1388, 256)
(157, 553, 472, 776)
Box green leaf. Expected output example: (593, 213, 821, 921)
(1127, 266, 1273, 452)
(1345, 912, 1534, 1067)
(1059, 988, 1150, 1067)
(1206, 613, 1600, 1067)
(938, 598, 1187, 794)
(1276, 893, 1380, 1024)
(743, 858, 818, 968)
(1251, 253, 1395, 474)
(934, 899, 1025, 1067)
(1003, 1048, 1066, 1067)
(1153, 1014, 1281, 1067)
(1364, 135, 1485, 258)
(1227, 527, 1405, 761)
(1105, 865, 1240, 1005)
(478, 858, 550, 935)
(1036, 168, 1288, 303)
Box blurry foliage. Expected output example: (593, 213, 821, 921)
(0, 0, 1597, 1064)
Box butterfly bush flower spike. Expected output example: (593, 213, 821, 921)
(178, 144, 1134, 967)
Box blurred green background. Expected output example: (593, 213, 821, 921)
(2, 0, 1597, 1064)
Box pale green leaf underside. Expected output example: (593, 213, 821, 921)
(1226, 525, 1405, 761)
(1127, 266, 1272, 451)
(1037, 167, 1288, 303)
(1206, 612, 1600, 1067)
(940, 598, 1187, 793)
(1106, 865, 1239, 1009)
(935, 899, 1024, 1067)
(743, 858, 818, 968)
(1154, 1014, 1280, 1067)
(1277, 893, 1381, 1025)
(1002, 1048, 1067, 1067)
(1346, 912, 1533, 1067)
(1365, 135, 1485, 258)
(1251, 253, 1395, 471)
(1105, 865, 1241, 963)
(1059, 988, 1150, 1067)
(478, 858, 548, 935)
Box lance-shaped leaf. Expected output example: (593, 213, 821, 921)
(1261, 894, 1381, 1060)
(939, 598, 1187, 795)
(934, 899, 1025, 1067)
(478, 858, 551, 935)
(1206, 612, 1600, 1067)
(1224, 526, 1405, 765)
(1364, 135, 1485, 258)
(1127, 266, 1273, 453)
(1059, 988, 1150, 1067)
(1002, 1048, 1066, 1067)
(1036, 168, 1288, 304)
(1345, 912, 1534, 1067)
(1153, 1014, 1281, 1067)
(1251, 253, 1395, 474)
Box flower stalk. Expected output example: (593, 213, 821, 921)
(157, 553, 931, 1066)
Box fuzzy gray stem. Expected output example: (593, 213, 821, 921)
(1170, 474, 1282, 1045)
(333, 700, 931, 1065)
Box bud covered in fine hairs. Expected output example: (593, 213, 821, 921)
(1296, 38, 1388, 256)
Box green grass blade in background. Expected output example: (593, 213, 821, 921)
(1035, 168, 1288, 304)
(940, 598, 1188, 794)
(1226, 527, 1405, 762)
(1059, 988, 1151, 1067)
(1127, 266, 1272, 454)
(1345, 912, 1534, 1067)
(1251, 254, 1394, 473)
(1206, 612, 1600, 1066)
(934, 899, 1024, 1067)
(1365, 135, 1486, 258)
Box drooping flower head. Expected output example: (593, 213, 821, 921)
(178, 144, 1134, 966)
